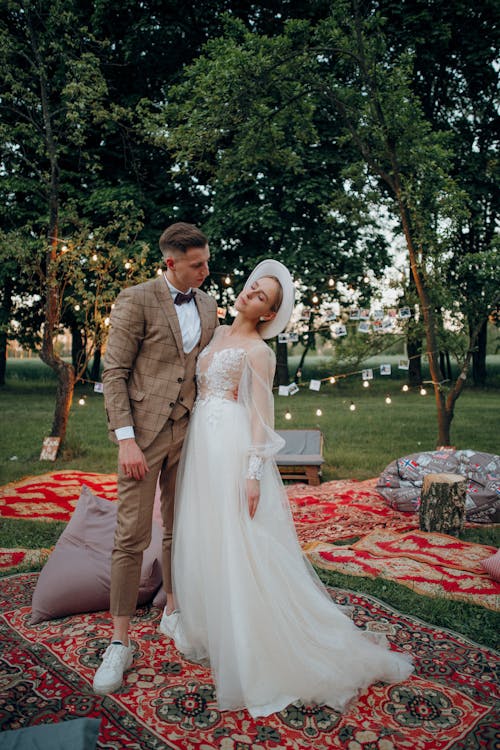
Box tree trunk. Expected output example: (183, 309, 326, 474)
(30, 9, 76, 451)
(0, 276, 12, 386)
(472, 319, 487, 386)
(90, 345, 102, 383)
(419, 472, 466, 536)
(407, 335, 422, 386)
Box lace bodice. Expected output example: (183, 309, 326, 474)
(196, 344, 247, 402)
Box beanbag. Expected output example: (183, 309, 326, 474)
(377, 449, 500, 523)
(30, 485, 162, 624)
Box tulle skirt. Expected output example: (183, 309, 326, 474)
(172, 397, 413, 717)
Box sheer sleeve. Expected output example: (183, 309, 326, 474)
(237, 344, 285, 479)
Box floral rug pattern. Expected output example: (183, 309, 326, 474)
(0, 573, 498, 750)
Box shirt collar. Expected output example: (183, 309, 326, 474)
(163, 273, 192, 299)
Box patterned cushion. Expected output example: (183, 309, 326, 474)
(481, 549, 500, 582)
(377, 450, 500, 523)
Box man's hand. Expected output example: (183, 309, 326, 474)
(119, 438, 149, 481)
(246, 478, 260, 519)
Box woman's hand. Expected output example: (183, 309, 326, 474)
(246, 478, 260, 518)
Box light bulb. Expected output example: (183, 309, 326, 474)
(420, 387, 427, 396)
(402, 384, 409, 392)
(61, 244, 69, 253)
(224, 275, 231, 285)
(124, 261, 131, 269)
(349, 402, 356, 411)
(312, 294, 319, 304)
(316, 408, 322, 417)
(74, 304, 80, 311)
(157, 268, 163, 275)
(285, 410, 292, 420)
(363, 380, 370, 388)
(78, 397, 85, 406)
(104, 317, 110, 326)
(92, 254, 98, 261)
(328, 277, 334, 287)
(385, 395, 392, 404)
(329, 377, 336, 384)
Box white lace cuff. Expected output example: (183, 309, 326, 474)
(246, 454, 264, 480)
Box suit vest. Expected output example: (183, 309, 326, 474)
(169, 340, 201, 421)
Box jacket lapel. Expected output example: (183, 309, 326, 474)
(153, 276, 185, 359)
(195, 292, 215, 351)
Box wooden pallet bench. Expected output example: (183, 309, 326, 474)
(275, 429, 324, 486)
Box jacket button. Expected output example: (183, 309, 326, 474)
(177, 377, 183, 383)
(169, 402, 175, 407)
(179, 397, 184, 402)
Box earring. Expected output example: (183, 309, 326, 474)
(260, 316, 267, 322)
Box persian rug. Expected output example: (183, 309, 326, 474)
(305, 540, 500, 611)
(0, 471, 118, 522)
(287, 478, 419, 543)
(0, 547, 52, 571)
(0, 573, 498, 750)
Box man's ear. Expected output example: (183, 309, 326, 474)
(165, 256, 175, 270)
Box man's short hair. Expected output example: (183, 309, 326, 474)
(159, 222, 208, 257)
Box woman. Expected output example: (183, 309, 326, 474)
(170, 259, 413, 718)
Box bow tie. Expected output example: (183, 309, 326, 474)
(174, 289, 196, 306)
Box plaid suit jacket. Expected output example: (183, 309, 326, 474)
(103, 276, 218, 449)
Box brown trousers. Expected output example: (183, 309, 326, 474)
(110, 414, 189, 617)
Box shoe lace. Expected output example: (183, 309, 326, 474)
(103, 644, 128, 667)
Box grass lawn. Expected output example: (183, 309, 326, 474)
(0, 358, 499, 649)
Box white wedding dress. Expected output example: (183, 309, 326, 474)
(172, 327, 413, 717)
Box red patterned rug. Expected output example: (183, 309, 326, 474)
(287, 479, 419, 543)
(0, 471, 118, 521)
(0, 573, 498, 750)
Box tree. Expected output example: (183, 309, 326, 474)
(157, 3, 498, 444)
(0, 0, 150, 448)
(378, 0, 500, 385)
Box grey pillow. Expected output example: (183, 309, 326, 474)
(30, 485, 162, 624)
(0, 718, 100, 750)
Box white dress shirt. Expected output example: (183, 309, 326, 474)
(114, 275, 201, 441)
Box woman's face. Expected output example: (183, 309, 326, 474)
(235, 276, 280, 322)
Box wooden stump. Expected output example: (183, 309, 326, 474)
(419, 473, 466, 536)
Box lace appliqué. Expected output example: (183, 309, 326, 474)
(246, 454, 264, 480)
(194, 346, 247, 428)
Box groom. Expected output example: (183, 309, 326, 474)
(94, 222, 218, 694)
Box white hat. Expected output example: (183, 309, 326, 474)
(244, 259, 295, 340)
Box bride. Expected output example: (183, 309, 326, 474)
(163, 259, 413, 718)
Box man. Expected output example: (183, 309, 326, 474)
(93, 222, 218, 694)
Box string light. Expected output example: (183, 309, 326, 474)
(329, 377, 336, 384)
(402, 384, 409, 392)
(157, 268, 163, 275)
(363, 380, 370, 388)
(92, 254, 98, 261)
(328, 277, 334, 287)
(385, 395, 392, 404)
(104, 317, 110, 326)
(312, 294, 319, 304)
(316, 408, 322, 416)
(349, 401, 356, 411)
(74, 304, 80, 311)
(61, 244, 69, 253)
(285, 409, 292, 420)
(420, 387, 427, 396)
(224, 275, 231, 285)
(78, 397, 86, 406)
(124, 261, 131, 269)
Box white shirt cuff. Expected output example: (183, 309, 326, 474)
(115, 426, 135, 440)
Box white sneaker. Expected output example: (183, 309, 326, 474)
(159, 609, 190, 654)
(93, 642, 134, 695)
